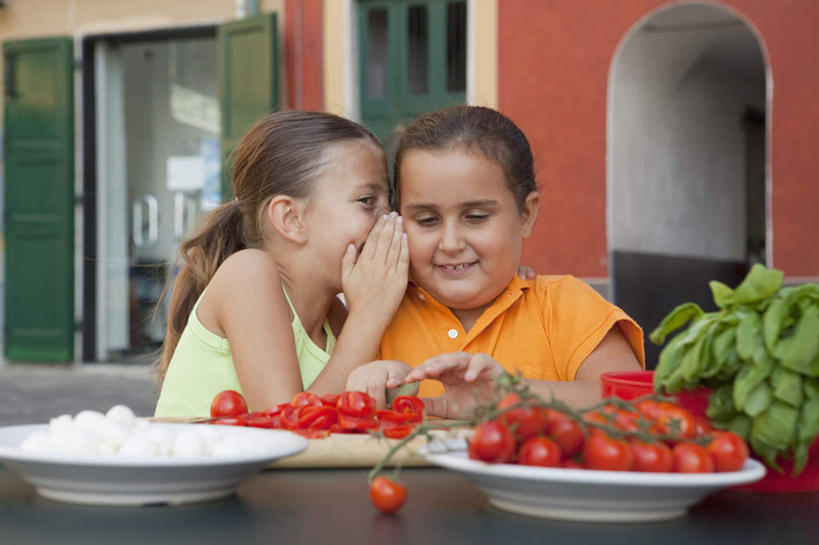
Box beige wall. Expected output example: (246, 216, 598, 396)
(0, 0, 285, 123)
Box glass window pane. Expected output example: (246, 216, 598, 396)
(366, 9, 388, 100)
(447, 1, 466, 93)
(408, 5, 428, 95)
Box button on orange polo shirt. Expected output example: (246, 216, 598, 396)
(378, 275, 645, 398)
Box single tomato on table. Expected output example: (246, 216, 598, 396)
(210, 390, 248, 418)
(370, 476, 407, 514)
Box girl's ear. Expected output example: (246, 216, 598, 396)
(268, 195, 308, 244)
(520, 191, 541, 238)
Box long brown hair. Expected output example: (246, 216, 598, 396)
(393, 105, 537, 210)
(156, 111, 384, 379)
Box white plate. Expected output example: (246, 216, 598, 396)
(0, 423, 307, 506)
(420, 439, 766, 522)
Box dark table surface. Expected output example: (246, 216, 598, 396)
(2, 466, 818, 545)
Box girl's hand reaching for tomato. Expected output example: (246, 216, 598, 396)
(404, 352, 505, 419)
(345, 360, 413, 409)
(341, 212, 409, 331)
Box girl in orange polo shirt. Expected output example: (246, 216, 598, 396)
(347, 106, 644, 417)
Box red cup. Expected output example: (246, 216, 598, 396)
(600, 370, 819, 493)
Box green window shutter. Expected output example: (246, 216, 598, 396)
(360, 0, 466, 148)
(3, 37, 74, 362)
(218, 13, 279, 200)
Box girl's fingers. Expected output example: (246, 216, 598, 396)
(374, 212, 399, 264)
(361, 214, 389, 261)
(340, 243, 357, 279)
(387, 216, 404, 266)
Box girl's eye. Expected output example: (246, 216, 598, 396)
(357, 196, 376, 207)
(415, 216, 439, 226)
(465, 213, 489, 223)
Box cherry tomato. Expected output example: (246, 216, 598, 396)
(497, 393, 521, 410)
(320, 393, 341, 407)
(337, 412, 378, 432)
(583, 433, 634, 471)
(392, 395, 425, 423)
(280, 405, 301, 430)
(672, 442, 715, 473)
(210, 390, 248, 418)
(468, 420, 516, 463)
(377, 409, 416, 424)
(370, 476, 407, 514)
(518, 436, 562, 467)
(297, 405, 338, 430)
(692, 414, 712, 438)
(337, 391, 377, 419)
(238, 412, 277, 429)
(562, 458, 585, 469)
(500, 407, 550, 442)
(656, 403, 696, 440)
(707, 431, 749, 472)
(293, 429, 330, 439)
(547, 411, 585, 458)
(635, 399, 664, 421)
(382, 422, 414, 439)
(291, 392, 322, 408)
(629, 439, 673, 472)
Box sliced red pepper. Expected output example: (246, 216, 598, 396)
(392, 395, 425, 423)
(337, 391, 377, 419)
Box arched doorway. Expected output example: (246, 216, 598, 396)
(607, 2, 768, 366)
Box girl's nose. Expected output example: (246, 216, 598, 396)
(438, 221, 465, 254)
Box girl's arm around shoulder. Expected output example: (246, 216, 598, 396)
(199, 249, 303, 411)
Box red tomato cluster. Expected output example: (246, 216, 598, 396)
(209, 390, 425, 439)
(468, 394, 749, 473)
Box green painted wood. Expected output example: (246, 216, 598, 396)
(218, 13, 279, 199)
(360, 0, 466, 149)
(3, 37, 74, 362)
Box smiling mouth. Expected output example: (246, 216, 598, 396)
(436, 262, 477, 275)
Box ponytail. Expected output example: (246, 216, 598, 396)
(155, 200, 245, 380)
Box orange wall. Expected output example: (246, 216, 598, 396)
(499, 0, 819, 278)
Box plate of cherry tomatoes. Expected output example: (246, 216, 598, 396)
(417, 395, 766, 522)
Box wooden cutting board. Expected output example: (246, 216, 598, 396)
(152, 417, 470, 468)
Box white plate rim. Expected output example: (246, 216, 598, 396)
(419, 440, 767, 488)
(0, 423, 308, 468)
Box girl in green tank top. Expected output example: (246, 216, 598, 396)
(154, 111, 409, 418)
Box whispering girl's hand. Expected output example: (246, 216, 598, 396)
(341, 212, 409, 329)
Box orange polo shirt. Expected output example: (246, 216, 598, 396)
(378, 275, 645, 397)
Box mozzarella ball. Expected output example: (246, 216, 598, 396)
(106, 405, 136, 429)
(118, 435, 159, 457)
(171, 429, 207, 458)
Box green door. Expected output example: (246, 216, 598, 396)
(359, 0, 467, 148)
(218, 13, 279, 199)
(3, 37, 74, 362)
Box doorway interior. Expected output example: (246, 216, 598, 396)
(83, 27, 220, 363)
(607, 3, 768, 366)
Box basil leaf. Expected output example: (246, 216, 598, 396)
(736, 310, 763, 362)
(771, 366, 803, 407)
(763, 297, 787, 352)
(706, 384, 736, 421)
(733, 355, 774, 411)
(649, 302, 703, 345)
(792, 441, 809, 476)
(797, 396, 819, 444)
(752, 401, 798, 451)
(727, 413, 752, 440)
(775, 305, 819, 376)
(744, 381, 772, 417)
(733, 263, 784, 305)
(710, 281, 735, 309)
(654, 333, 688, 387)
(750, 435, 783, 472)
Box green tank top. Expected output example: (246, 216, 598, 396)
(154, 287, 337, 418)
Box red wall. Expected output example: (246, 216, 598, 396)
(499, 0, 819, 278)
(284, 0, 323, 110)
